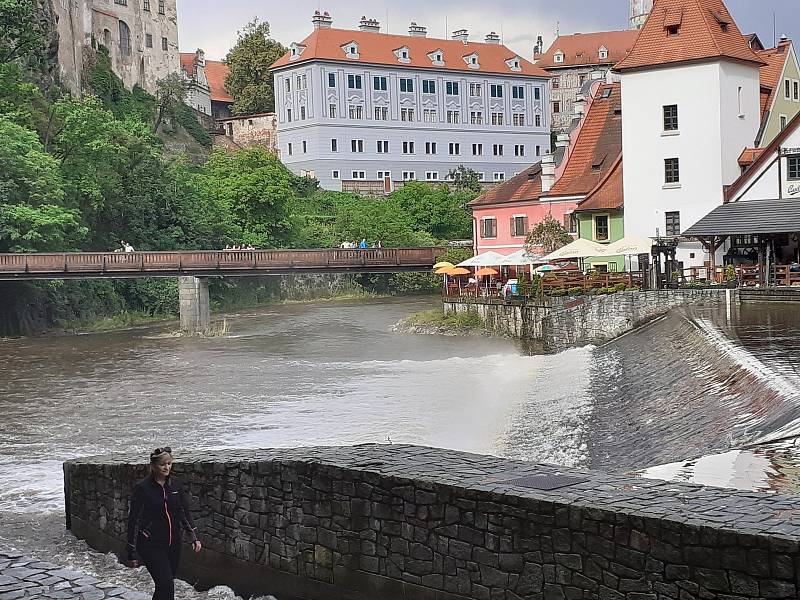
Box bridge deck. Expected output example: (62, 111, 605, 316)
(0, 248, 444, 280)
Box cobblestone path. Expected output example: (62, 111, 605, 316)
(0, 549, 148, 600)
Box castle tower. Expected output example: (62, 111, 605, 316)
(629, 0, 653, 29)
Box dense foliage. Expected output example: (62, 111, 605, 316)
(525, 214, 572, 254)
(224, 19, 287, 116)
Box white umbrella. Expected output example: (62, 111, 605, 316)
(605, 235, 654, 256)
(542, 238, 608, 262)
(457, 251, 505, 268)
(498, 249, 546, 265)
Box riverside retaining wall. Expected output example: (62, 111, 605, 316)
(444, 290, 732, 351)
(65, 444, 800, 600)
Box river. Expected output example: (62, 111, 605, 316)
(1, 296, 799, 598)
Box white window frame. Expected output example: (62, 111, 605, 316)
(329, 104, 337, 118)
(351, 171, 367, 180)
(331, 138, 338, 152)
(469, 83, 483, 97)
(425, 142, 437, 155)
(377, 140, 389, 154)
(493, 172, 505, 181)
(374, 106, 388, 120)
(402, 141, 415, 154)
(480, 216, 497, 238)
(402, 171, 416, 181)
(351, 139, 364, 153)
(332, 170, 340, 179)
(377, 170, 392, 180)
(449, 142, 460, 155)
(425, 171, 439, 181)
(472, 143, 483, 156)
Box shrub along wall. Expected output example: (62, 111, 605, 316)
(65, 444, 800, 600)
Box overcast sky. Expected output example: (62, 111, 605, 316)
(176, 0, 799, 62)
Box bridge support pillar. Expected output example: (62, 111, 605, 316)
(179, 276, 210, 333)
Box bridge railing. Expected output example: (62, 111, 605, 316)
(0, 248, 444, 276)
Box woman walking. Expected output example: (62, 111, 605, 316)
(126, 447, 201, 599)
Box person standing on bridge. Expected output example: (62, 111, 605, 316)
(359, 238, 368, 249)
(126, 447, 201, 600)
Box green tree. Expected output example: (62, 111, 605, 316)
(525, 214, 572, 254)
(389, 182, 473, 241)
(0, 0, 46, 67)
(224, 19, 287, 115)
(447, 165, 482, 193)
(153, 73, 187, 133)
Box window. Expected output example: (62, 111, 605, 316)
(423, 109, 437, 122)
(667, 24, 679, 36)
(446, 110, 460, 124)
(534, 87, 541, 100)
(286, 108, 292, 122)
(422, 80, 436, 94)
(377, 140, 389, 153)
(332, 170, 340, 179)
(536, 145, 541, 156)
(329, 104, 337, 118)
(535, 114, 541, 127)
(425, 142, 437, 155)
(373, 76, 387, 91)
(374, 106, 388, 120)
(579, 75, 586, 86)
(599, 48, 608, 60)
(399, 78, 414, 93)
(512, 113, 525, 126)
(145, 34, 153, 48)
(493, 172, 505, 181)
(287, 143, 293, 156)
(302, 141, 307, 153)
(490, 84, 503, 98)
(348, 105, 363, 119)
(481, 218, 497, 238)
(552, 78, 560, 90)
(514, 144, 525, 157)
(425, 172, 439, 181)
(472, 143, 483, 156)
(788, 156, 800, 180)
(328, 73, 336, 87)
(377, 171, 391, 180)
(118, 20, 131, 56)
(402, 172, 416, 181)
(330, 139, 338, 152)
(663, 104, 679, 131)
(554, 52, 564, 64)
(470, 111, 483, 124)
(786, 79, 792, 99)
(491, 112, 504, 125)
(158, 0, 164, 13)
(115, 0, 127, 5)
(594, 215, 609, 242)
(553, 101, 561, 114)
(449, 143, 460, 155)
(469, 83, 482, 97)
(143, 0, 150, 9)
(351, 171, 367, 180)
(665, 211, 681, 236)
(347, 74, 362, 89)
(512, 85, 525, 99)
(401, 108, 414, 122)
(446, 81, 459, 95)
(351, 139, 364, 153)
(284, 78, 291, 93)
(795, 81, 799, 101)
(511, 216, 529, 237)
(300, 105, 306, 120)
(781, 115, 788, 130)
(664, 158, 680, 184)
(402, 141, 415, 154)
(493, 144, 504, 156)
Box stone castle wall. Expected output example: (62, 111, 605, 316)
(65, 444, 800, 600)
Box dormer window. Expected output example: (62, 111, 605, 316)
(598, 46, 608, 60)
(664, 9, 682, 36)
(341, 42, 360, 59)
(505, 56, 522, 71)
(427, 49, 445, 66)
(394, 46, 411, 63)
(289, 42, 307, 61)
(554, 51, 564, 63)
(667, 25, 680, 36)
(463, 52, 480, 69)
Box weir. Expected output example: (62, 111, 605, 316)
(64, 445, 800, 600)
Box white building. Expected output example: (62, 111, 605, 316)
(617, 0, 766, 268)
(271, 12, 551, 192)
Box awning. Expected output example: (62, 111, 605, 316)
(684, 199, 800, 237)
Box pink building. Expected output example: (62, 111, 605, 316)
(469, 82, 622, 257)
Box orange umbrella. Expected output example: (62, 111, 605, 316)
(444, 267, 470, 276)
(475, 268, 499, 277)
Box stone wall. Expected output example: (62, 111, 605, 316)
(65, 444, 800, 600)
(444, 290, 732, 352)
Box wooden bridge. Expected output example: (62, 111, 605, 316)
(0, 248, 444, 280)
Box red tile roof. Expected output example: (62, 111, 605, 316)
(738, 147, 764, 168)
(271, 28, 548, 77)
(180, 53, 233, 103)
(575, 154, 624, 211)
(614, 0, 766, 72)
(758, 40, 792, 116)
(468, 163, 543, 207)
(548, 83, 623, 197)
(537, 30, 640, 69)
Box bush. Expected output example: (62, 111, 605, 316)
(568, 286, 583, 296)
(175, 104, 213, 147)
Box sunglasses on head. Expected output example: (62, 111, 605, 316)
(151, 446, 172, 456)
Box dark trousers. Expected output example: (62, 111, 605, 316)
(137, 541, 181, 600)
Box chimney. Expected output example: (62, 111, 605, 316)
(195, 48, 205, 66)
(312, 10, 333, 29)
(451, 29, 469, 44)
(408, 22, 427, 37)
(485, 31, 500, 44)
(555, 133, 570, 149)
(541, 152, 556, 193)
(533, 35, 543, 59)
(358, 16, 380, 33)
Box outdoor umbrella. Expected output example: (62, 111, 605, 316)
(541, 239, 608, 262)
(475, 268, 499, 277)
(457, 251, 505, 268)
(535, 264, 561, 273)
(605, 236, 653, 256)
(433, 261, 455, 270)
(435, 266, 454, 275)
(444, 267, 471, 276)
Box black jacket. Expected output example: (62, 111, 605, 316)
(126, 475, 198, 557)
